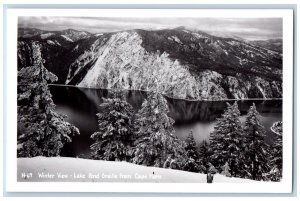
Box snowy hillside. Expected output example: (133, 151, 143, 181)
(248, 39, 282, 54)
(70, 29, 282, 100)
(17, 27, 282, 100)
(17, 157, 260, 183)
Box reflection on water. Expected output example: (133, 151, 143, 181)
(50, 86, 282, 157)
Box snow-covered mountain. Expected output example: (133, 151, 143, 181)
(17, 27, 282, 100)
(18, 28, 91, 41)
(60, 29, 91, 42)
(18, 28, 93, 83)
(248, 39, 282, 54)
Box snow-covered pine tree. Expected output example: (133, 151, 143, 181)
(132, 92, 188, 169)
(209, 102, 244, 177)
(17, 42, 79, 157)
(198, 140, 210, 173)
(183, 131, 200, 172)
(243, 103, 270, 181)
(268, 121, 282, 181)
(221, 162, 232, 177)
(90, 91, 135, 161)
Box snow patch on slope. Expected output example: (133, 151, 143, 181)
(73, 45, 79, 51)
(55, 40, 61, 46)
(191, 32, 208, 39)
(168, 36, 183, 44)
(61, 35, 74, 42)
(46, 40, 56, 45)
(41, 33, 55, 39)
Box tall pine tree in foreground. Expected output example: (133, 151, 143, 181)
(198, 140, 210, 173)
(243, 103, 270, 181)
(90, 92, 135, 161)
(183, 131, 200, 172)
(132, 92, 188, 169)
(209, 102, 244, 177)
(17, 42, 79, 157)
(267, 121, 282, 181)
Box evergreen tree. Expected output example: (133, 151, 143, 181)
(268, 121, 282, 181)
(221, 162, 232, 177)
(243, 103, 270, 181)
(207, 162, 218, 174)
(17, 42, 79, 157)
(198, 140, 210, 173)
(209, 102, 244, 177)
(183, 131, 200, 172)
(132, 92, 188, 169)
(90, 92, 135, 161)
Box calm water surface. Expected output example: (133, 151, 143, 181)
(49, 86, 282, 158)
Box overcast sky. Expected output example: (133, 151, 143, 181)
(18, 16, 282, 40)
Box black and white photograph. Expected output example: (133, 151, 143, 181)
(1, 5, 293, 195)
(16, 15, 285, 183)
(15, 14, 286, 184)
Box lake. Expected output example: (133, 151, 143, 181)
(49, 85, 282, 158)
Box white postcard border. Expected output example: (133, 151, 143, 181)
(4, 8, 294, 193)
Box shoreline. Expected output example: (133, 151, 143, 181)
(49, 84, 283, 102)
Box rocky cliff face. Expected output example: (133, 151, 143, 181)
(18, 27, 282, 100)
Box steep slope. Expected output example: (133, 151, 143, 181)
(17, 27, 282, 100)
(66, 29, 282, 100)
(248, 39, 282, 54)
(76, 31, 214, 100)
(136, 28, 282, 81)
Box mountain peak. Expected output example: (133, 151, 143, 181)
(173, 26, 187, 31)
(62, 28, 90, 35)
